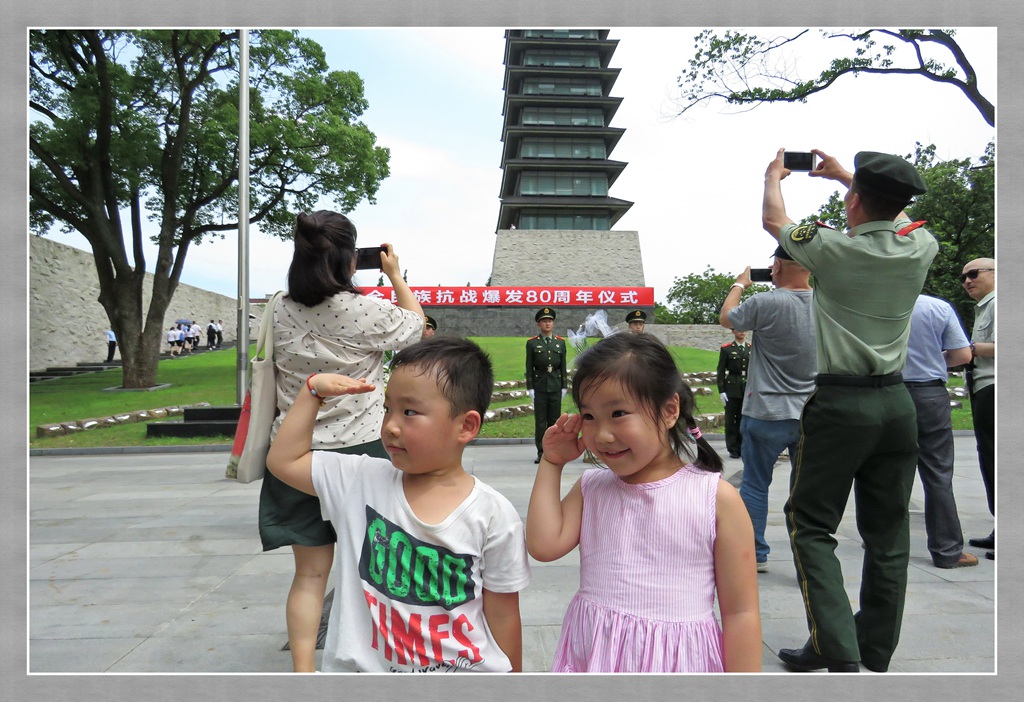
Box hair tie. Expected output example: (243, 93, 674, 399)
(686, 426, 702, 442)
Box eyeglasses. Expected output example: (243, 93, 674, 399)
(958, 268, 994, 283)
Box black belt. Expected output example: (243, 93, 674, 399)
(903, 379, 946, 387)
(815, 372, 903, 387)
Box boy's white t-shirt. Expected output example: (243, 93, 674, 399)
(311, 452, 531, 673)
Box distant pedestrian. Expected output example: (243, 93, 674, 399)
(215, 320, 224, 347)
(207, 320, 216, 349)
(105, 329, 117, 363)
(167, 326, 181, 356)
(526, 332, 760, 672)
(189, 324, 200, 350)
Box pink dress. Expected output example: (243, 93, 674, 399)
(551, 464, 725, 672)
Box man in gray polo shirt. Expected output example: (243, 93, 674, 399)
(719, 246, 815, 574)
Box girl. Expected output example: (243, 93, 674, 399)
(526, 333, 761, 672)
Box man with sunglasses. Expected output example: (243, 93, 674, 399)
(961, 259, 995, 559)
(762, 149, 937, 674)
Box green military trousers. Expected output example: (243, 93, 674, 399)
(784, 380, 918, 671)
(534, 389, 562, 458)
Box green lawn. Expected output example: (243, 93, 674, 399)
(29, 339, 974, 448)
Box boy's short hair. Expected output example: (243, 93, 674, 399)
(390, 337, 494, 418)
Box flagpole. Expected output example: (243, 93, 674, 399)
(236, 29, 250, 405)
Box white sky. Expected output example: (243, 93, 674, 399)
(43, 27, 997, 303)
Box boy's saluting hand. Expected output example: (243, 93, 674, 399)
(308, 372, 375, 399)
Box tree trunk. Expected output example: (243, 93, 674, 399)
(102, 266, 171, 389)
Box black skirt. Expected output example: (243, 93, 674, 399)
(258, 438, 389, 551)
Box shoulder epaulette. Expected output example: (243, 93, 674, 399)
(896, 220, 927, 237)
(721, 342, 732, 348)
(815, 220, 837, 230)
(529, 336, 539, 340)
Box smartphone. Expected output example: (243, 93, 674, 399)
(355, 246, 386, 270)
(783, 151, 817, 171)
(749, 268, 773, 283)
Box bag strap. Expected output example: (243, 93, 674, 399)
(253, 291, 283, 362)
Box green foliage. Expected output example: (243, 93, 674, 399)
(662, 266, 768, 324)
(907, 142, 995, 324)
(678, 28, 994, 127)
(29, 30, 390, 387)
(805, 141, 994, 324)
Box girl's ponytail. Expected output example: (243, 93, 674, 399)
(680, 411, 723, 474)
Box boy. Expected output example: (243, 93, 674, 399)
(267, 337, 530, 673)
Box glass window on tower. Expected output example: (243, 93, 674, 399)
(520, 138, 606, 159)
(522, 30, 600, 40)
(521, 77, 603, 96)
(522, 50, 601, 68)
(521, 106, 605, 126)
(517, 209, 611, 230)
(518, 171, 609, 196)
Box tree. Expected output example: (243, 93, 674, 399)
(677, 29, 994, 127)
(807, 142, 994, 324)
(662, 266, 766, 324)
(30, 30, 390, 387)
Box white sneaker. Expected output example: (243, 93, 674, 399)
(756, 561, 769, 573)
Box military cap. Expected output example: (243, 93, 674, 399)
(772, 245, 794, 261)
(852, 151, 927, 203)
(535, 307, 556, 322)
(424, 315, 437, 330)
(626, 309, 647, 323)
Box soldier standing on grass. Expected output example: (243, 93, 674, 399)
(717, 329, 750, 458)
(526, 307, 567, 464)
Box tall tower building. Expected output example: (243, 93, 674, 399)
(490, 29, 645, 288)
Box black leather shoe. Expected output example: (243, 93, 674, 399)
(534, 457, 541, 464)
(985, 551, 994, 560)
(779, 643, 859, 672)
(968, 531, 994, 550)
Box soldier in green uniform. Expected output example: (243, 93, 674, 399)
(717, 329, 750, 458)
(763, 148, 937, 673)
(422, 315, 437, 338)
(526, 307, 567, 463)
(625, 309, 647, 334)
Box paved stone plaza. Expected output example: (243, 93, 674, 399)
(29, 436, 995, 674)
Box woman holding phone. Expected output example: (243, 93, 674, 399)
(259, 210, 424, 672)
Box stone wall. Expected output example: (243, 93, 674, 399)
(490, 229, 645, 285)
(30, 236, 239, 371)
(645, 324, 744, 352)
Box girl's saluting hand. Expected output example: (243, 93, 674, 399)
(540, 413, 585, 466)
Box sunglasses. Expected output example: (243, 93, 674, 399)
(958, 268, 994, 283)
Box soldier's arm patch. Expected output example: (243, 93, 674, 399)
(789, 224, 817, 243)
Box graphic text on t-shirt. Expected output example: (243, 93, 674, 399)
(359, 506, 477, 610)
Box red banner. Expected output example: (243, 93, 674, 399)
(359, 286, 655, 307)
